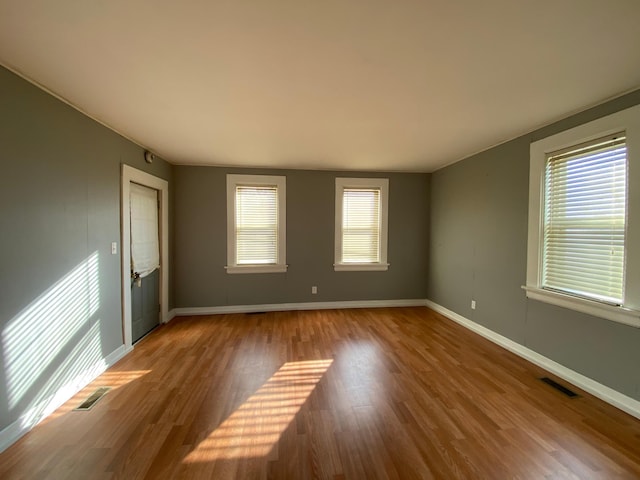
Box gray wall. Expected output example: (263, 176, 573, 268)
(174, 167, 429, 307)
(428, 89, 640, 401)
(0, 66, 173, 433)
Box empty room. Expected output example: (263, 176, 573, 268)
(1, 1, 640, 478)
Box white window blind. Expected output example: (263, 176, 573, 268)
(342, 188, 381, 263)
(235, 185, 278, 265)
(543, 134, 627, 304)
(226, 174, 286, 274)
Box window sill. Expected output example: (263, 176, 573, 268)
(226, 264, 288, 274)
(522, 286, 640, 328)
(334, 263, 389, 272)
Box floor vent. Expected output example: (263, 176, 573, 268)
(75, 387, 111, 411)
(540, 377, 578, 398)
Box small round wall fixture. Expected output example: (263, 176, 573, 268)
(144, 150, 155, 164)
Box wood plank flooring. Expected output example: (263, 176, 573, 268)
(1, 307, 640, 479)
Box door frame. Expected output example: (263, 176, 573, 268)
(121, 164, 169, 350)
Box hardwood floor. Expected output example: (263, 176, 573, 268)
(1, 307, 640, 479)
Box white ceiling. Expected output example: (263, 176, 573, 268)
(1, 1, 640, 172)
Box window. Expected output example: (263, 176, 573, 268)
(526, 104, 640, 327)
(334, 177, 389, 271)
(543, 135, 626, 304)
(226, 174, 286, 274)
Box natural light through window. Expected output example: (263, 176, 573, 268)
(334, 178, 389, 271)
(526, 103, 640, 327)
(342, 188, 381, 263)
(2, 252, 100, 411)
(236, 185, 278, 265)
(226, 174, 287, 274)
(183, 359, 332, 462)
(543, 135, 627, 304)
(41, 369, 152, 424)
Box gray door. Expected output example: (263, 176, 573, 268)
(131, 268, 160, 343)
(130, 183, 160, 343)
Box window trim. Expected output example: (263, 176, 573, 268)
(526, 104, 640, 327)
(334, 177, 389, 272)
(226, 174, 287, 274)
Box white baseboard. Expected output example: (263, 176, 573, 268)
(0, 344, 129, 453)
(173, 299, 429, 317)
(425, 300, 640, 420)
(166, 308, 177, 323)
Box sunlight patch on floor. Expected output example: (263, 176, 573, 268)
(41, 369, 153, 424)
(183, 359, 333, 462)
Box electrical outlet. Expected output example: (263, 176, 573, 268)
(471, 300, 476, 310)
(111, 242, 118, 255)
(312, 286, 318, 294)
